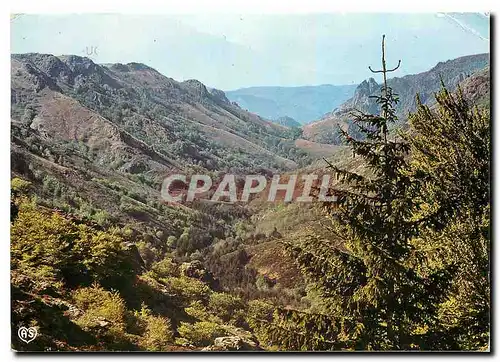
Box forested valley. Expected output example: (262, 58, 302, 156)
(10, 40, 490, 351)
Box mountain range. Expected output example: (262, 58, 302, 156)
(226, 84, 357, 124)
(302, 53, 489, 144)
(10, 52, 490, 222)
(11, 53, 307, 176)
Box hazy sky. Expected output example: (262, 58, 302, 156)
(11, 13, 489, 90)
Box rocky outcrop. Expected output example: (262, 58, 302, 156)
(202, 336, 262, 351)
(181, 79, 210, 98)
(457, 66, 490, 105)
(180, 261, 220, 290)
(337, 77, 379, 114)
(209, 88, 231, 104)
(334, 53, 489, 119)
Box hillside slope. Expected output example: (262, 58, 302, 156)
(10, 53, 313, 263)
(11, 53, 307, 177)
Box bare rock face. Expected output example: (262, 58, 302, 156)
(208, 88, 231, 105)
(352, 77, 379, 102)
(180, 261, 220, 290)
(123, 242, 147, 272)
(458, 67, 490, 105)
(181, 79, 210, 99)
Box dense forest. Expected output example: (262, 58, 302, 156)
(11, 38, 490, 351)
(249, 42, 490, 350)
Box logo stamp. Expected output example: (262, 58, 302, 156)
(18, 326, 37, 344)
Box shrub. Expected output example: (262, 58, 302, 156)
(151, 257, 178, 278)
(73, 227, 136, 289)
(12, 198, 137, 290)
(134, 305, 174, 351)
(244, 299, 275, 346)
(208, 293, 244, 323)
(11, 177, 32, 195)
(160, 276, 211, 304)
(11, 201, 77, 276)
(177, 321, 226, 347)
(184, 300, 213, 321)
(72, 284, 128, 331)
(166, 236, 177, 248)
(71, 284, 136, 350)
(92, 209, 113, 227)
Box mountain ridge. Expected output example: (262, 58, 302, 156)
(226, 84, 357, 124)
(11, 52, 316, 250)
(11, 53, 309, 175)
(303, 52, 489, 144)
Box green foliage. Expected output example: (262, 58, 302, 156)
(10, 49, 490, 352)
(11, 177, 32, 195)
(151, 257, 178, 278)
(73, 284, 128, 330)
(257, 38, 490, 351)
(10, 197, 246, 351)
(161, 276, 211, 304)
(11, 200, 78, 293)
(166, 236, 177, 248)
(208, 292, 245, 323)
(245, 299, 276, 345)
(177, 321, 226, 347)
(133, 304, 174, 351)
(11, 199, 143, 350)
(280, 39, 447, 350)
(92, 209, 113, 227)
(71, 284, 135, 350)
(184, 300, 214, 322)
(404, 86, 490, 350)
(72, 226, 137, 289)
(11, 198, 136, 290)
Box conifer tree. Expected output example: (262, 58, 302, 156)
(248, 35, 456, 350)
(404, 85, 490, 350)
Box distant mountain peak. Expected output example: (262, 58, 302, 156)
(108, 63, 130, 72)
(337, 77, 380, 114)
(58, 54, 95, 67)
(304, 53, 489, 145)
(181, 79, 210, 97)
(334, 52, 488, 117)
(57, 55, 103, 76)
(354, 77, 379, 97)
(363, 77, 378, 86)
